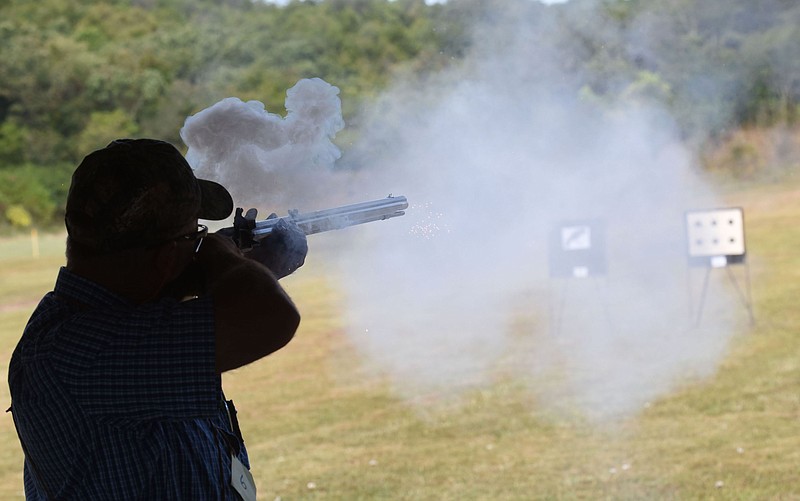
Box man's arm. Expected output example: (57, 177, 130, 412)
(195, 234, 300, 373)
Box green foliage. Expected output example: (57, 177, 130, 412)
(77, 109, 139, 154)
(5, 205, 32, 228)
(582, 0, 800, 137)
(0, 166, 59, 229)
(622, 71, 673, 104)
(0, 0, 798, 227)
(0, 120, 27, 165)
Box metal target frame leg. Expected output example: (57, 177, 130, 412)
(549, 276, 614, 336)
(692, 262, 755, 327)
(549, 279, 569, 337)
(686, 266, 695, 322)
(592, 276, 615, 333)
(725, 263, 756, 326)
(694, 267, 712, 327)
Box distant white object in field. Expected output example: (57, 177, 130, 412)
(685, 207, 746, 266)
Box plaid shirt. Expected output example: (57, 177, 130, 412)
(8, 267, 250, 500)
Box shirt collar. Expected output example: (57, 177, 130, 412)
(54, 267, 134, 310)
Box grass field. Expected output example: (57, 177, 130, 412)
(0, 180, 798, 500)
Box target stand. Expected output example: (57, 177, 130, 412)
(685, 207, 755, 326)
(548, 220, 614, 336)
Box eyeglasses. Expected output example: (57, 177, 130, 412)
(174, 224, 208, 253)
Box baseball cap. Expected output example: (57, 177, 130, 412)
(65, 138, 233, 252)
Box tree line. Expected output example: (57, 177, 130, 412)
(0, 0, 798, 229)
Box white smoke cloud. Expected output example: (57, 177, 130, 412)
(331, 5, 748, 421)
(181, 77, 346, 211)
(180, 3, 751, 422)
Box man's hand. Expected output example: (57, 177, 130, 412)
(247, 213, 308, 279)
(217, 209, 308, 279)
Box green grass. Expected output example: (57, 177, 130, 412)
(0, 231, 66, 498)
(0, 183, 798, 500)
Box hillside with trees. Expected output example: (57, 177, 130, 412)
(0, 0, 798, 229)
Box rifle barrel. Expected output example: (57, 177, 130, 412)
(252, 195, 408, 238)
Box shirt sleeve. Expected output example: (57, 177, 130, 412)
(53, 296, 219, 421)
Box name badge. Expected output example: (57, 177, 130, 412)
(231, 455, 257, 501)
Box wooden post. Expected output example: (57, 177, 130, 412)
(31, 228, 39, 258)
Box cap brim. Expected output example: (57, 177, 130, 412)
(198, 179, 234, 220)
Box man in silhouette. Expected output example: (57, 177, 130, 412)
(9, 138, 307, 499)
